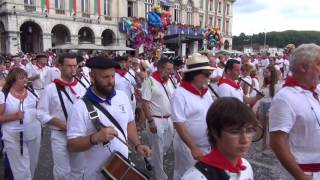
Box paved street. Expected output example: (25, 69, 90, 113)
(0, 127, 280, 180)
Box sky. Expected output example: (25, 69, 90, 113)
(233, 0, 320, 36)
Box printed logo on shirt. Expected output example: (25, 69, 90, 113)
(118, 104, 126, 113)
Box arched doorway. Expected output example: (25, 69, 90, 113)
(101, 29, 115, 46)
(78, 27, 94, 43)
(224, 40, 230, 50)
(51, 24, 71, 47)
(0, 22, 6, 54)
(20, 21, 43, 53)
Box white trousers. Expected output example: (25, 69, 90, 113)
(278, 163, 320, 180)
(4, 135, 41, 180)
(172, 132, 210, 180)
(51, 130, 71, 180)
(147, 117, 174, 180)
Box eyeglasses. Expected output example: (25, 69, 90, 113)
(223, 126, 257, 138)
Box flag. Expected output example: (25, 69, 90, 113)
(94, 0, 101, 16)
(70, 0, 77, 15)
(41, 0, 50, 13)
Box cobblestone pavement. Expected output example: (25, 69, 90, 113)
(0, 128, 280, 180)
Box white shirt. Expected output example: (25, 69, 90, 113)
(240, 76, 252, 97)
(181, 158, 254, 180)
(217, 83, 244, 102)
(250, 77, 260, 97)
(210, 67, 224, 96)
(26, 64, 50, 90)
(276, 58, 284, 68)
(269, 86, 320, 164)
(141, 76, 175, 116)
(67, 90, 134, 180)
(171, 87, 213, 148)
(115, 72, 137, 110)
(0, 91, 40, 141)
(260, 58, 270, 68)
(260, 83, 281, 103)
(37, 80, 87, 130)
(44, 67, 61, 87)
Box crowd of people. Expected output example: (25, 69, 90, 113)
(0, 43, 319, 180)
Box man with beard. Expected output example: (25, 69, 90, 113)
(67, 56, 151, 180)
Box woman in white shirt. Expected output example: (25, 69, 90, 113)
(258, 66, 281, 153)
(0, 68, 40, 180)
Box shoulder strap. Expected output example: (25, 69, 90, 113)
(74, 76, 89, 89)
(26, 86, 39, 99)
(195, 161, 229, 180)
(160, 83, 171, 101)
(3, 90, 8, 101)
(83, 97, 127, 142)
(55, 84, 72, 120)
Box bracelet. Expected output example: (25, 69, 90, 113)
(134, 143, 142, 151)
(89, 134, 98, 145)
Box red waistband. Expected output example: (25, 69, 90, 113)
(152, 115, 171, 119)
(299, 163, 320, 172)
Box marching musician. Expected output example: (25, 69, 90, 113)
(37, 53, 87, 180)
(0, 68, 40, 180)
(270, 44, 320, 180)
(171, 54, 214, 179)
(67, 56, 151, 180)
(182, 97, 255, 180)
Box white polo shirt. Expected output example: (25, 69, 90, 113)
(217, 83, 244, 102)
(141, 76, 175, 116)
(269, 86, 320, 164)
(67, 90, 134, 180)
(171, 87, 213, 148)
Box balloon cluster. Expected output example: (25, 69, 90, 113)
(284, 44, 295, 55)
(122, 18, 147, 49)
(205, 27, 224, 50)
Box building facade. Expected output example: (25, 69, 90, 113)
(0, 0, 235, 54)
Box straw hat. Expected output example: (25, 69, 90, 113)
(183, 54, 214, 72)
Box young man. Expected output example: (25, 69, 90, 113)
(270, 44, 320, 180)
(141, 57, 175, 179)
(37, 53, 87, 180)
(67, 56, 151, 180)
(171, 54, 214, 179)
(182, 97, 256, 179)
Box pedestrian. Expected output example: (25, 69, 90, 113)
(270, 44, 320, 180)
(182, 97, 256, 180)
(0, 68, 40, 180)
(171, 54, 214, 179)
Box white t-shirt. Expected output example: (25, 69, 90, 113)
(260, 58, 270, 68)
(260, 83, 281, 103)
(141, 76, 175, 116)
(181, 158, 254, 180)
(37, 80, 87, 130)
(269, 86, 320, 164)
(67, 90, 134, 180)
(0, 90, 40, 141)
(240, 76, 252, 97)
(26, 64, 50, 90)
(44, 66, 61, 87)
(171, 87, 213, 148)
(210, 67, 224, 92)
(115, 72, 137, 111)
(249, 77, 260, 97)
(276, 58, 284, 68)
(217, 83, 244, 102)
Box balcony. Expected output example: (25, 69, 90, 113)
(82, 12, 90, 18)
(55, 9, 65, 15)
(24, 4, 36, 12)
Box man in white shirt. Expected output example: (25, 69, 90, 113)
(141, 57, 175, 180)
(67, 56, 151, 180)
(37, 53, 87, 180)
(270, 44, 320, 180)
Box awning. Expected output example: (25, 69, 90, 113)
(52, 42, 135, 51)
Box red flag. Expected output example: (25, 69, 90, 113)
(46, 0, 50, 13)
(73, 0, 77, 15)
(98, 0, 101, 16)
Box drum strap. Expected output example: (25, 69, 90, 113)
(82, 97, 127, 142)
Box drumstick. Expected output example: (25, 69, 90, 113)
(238, 77, 264, 97)
(114, 135, 153, 171)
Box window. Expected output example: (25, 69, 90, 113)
(174, 3, 181, 23)
(81, 0, 90, 17)
(218, 18, 221, 29)
(145, 0, 154, 17)
(55, 0, 65, 14)
(104, 0, 111, 16)
(209, 16, 213, 26)
(24, 0, 35, 11)
(24, 0, 34, 4)
(128, 1, 134, 17)
(186, 4, 192, 25)
(226, 20, 229, 35)
(200, 0, 203, 9)
(218, 1, 222, 13)
(209, 0, 214, 11)
(227, 4, 230, 15)
(199, 14, 204, 28)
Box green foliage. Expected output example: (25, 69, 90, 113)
(232, 30, 320, 51)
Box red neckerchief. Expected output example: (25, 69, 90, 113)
(151, 71, 168, 84)
(283, 76, 318, 98)
(115, 69, 127, 77)
(180, 81, 208, 97)
(36, 63, 45, 70)
(218, 78, 240, 89)
(53, 79, 78, 95)
(200, 148, 246, 173)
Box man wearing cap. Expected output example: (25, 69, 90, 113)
(26, 54, 50, 95)
(141, 57, 175, 179)
(67, 56, 151, 180)
(37, 53, 87, 180)
(217, 59, 262, 105)
(171, 54, 214, 180)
